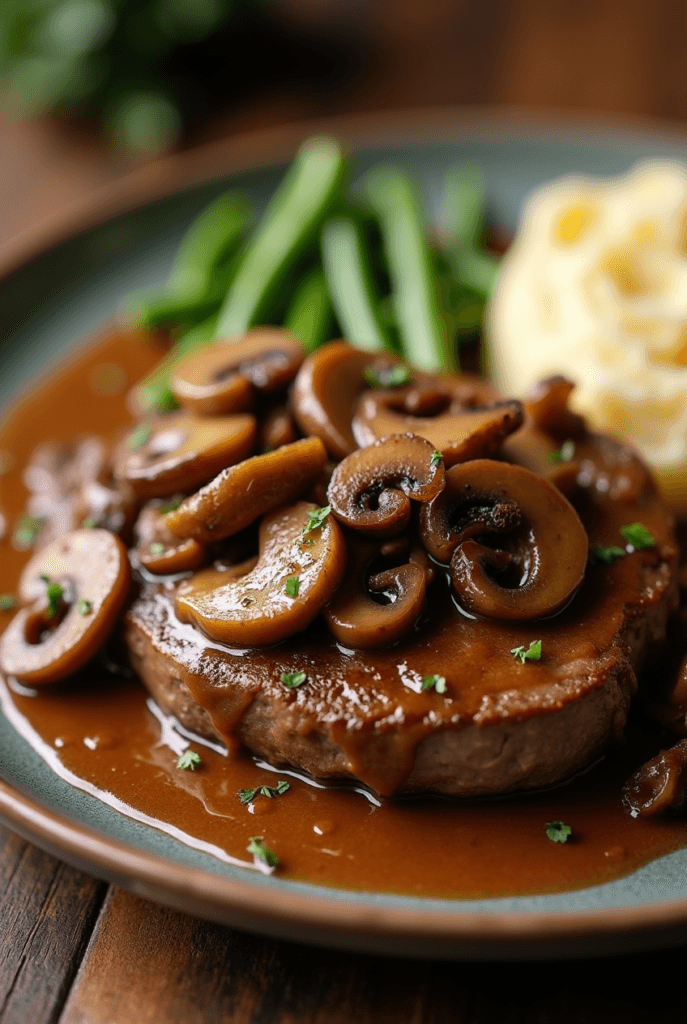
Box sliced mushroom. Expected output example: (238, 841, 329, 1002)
(325, 536, 426, 649)
(175, 501, 346, 646)
(113, 411, 256, 499)
(165, 436, 327, 544)
(0, 529, 131, 685)
(134, 503, 208, 575)
(257, 403, 300, 452)
(419, 459, 588, 620)
(525, 376, 586, 438)
(352, 386, 523, 467)
(291, 341, 404, 460)
(171, 329, 305, 416)
(622, 740, 687, 817)
(327, 434, 445, 538)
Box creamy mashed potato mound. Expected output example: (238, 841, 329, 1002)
(487, 160, 687, 508)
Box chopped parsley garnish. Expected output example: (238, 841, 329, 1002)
(430, 450, 443, 469)
(155, 387, 179, 413)
(238, 780, 290, 805)
(281, 671, 306, 689)
(620, 522, 655, 551)
(82, 517, 97, 529)
(302, 506, 330, 537)
(176, 750, 202, 770)
(149, 542, 166, 556)
(126, 423, 152, 451)
(548, 440, 575, 463)
(77, 599, 93, 616)
(422, 674, 447, 694)
(247, 836, 279, 868)
(510, 639, 542, 664)
(363, 364, 411, 389)
(39, 574, 64, 618)
(594, 545, 626, 565)
(159, 495, 183, 514)
(0, 594, 17, 612)
(13, 513, 44, 550)
(285, 576, 300, 598)
(545, 821, 572, 844)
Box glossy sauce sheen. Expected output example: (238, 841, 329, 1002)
(1, 328, 686, 899)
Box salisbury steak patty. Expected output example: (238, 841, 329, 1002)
(126, 529, 676, 797)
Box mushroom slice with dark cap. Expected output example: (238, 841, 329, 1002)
(0, 529, 131, 685)
(291, 341, 405, 460)
(327, 433, 445, 538)
(165, 436, 327, 543)
(419, 459, 588, 620)
(175, 501, 346, 647)
(134, 503, 208, 576)
(171, 329, 305, 416)
(623, 739, 687, 817)
(352, 387, 523, 467)
(325, 536, 427, 649)
(113, 411, 256, 499)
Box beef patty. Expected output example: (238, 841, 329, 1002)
(125, 428, 678, 797)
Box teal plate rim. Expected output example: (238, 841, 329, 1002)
(3, 107, 687, 960)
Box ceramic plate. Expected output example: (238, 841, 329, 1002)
(3, 109, 687, 960)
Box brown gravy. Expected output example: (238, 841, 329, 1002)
(1, 328, 686, 899)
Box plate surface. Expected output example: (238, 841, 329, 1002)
(3, 110, 687, 960)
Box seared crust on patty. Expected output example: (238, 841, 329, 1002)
(125, 547, 676, 797)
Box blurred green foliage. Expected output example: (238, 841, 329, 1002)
(0, 0, 271, 154)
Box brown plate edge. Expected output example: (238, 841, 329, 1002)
(3, 105, 687, 957)
(5, 103, 687, 282)
(3, 773, 687, 961)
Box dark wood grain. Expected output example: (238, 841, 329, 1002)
(0, 824, 106, 1024)
(55, 884, 687, 1024)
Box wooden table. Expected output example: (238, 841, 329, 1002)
(3, 1, 687, 1020)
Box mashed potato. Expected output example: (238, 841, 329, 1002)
(487, 160, 687, 509)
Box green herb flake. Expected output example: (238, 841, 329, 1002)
(155, 387, 180, 414)
(238, 780, 290, 805)
(0, 594, 17, 612)
(363, 364, 412, 389)
(0, 452, 15, 476)
(39, 574, 64, 619)
(176, 750, 202, 771)
(285, 576, 300, 598)
(545, 821, 572, 844)
(160, 495, 183, 514)
(149, 542, 166, 557)
(422, 674, 447, 694)
(126, 423, 153, 451)
(281, 671, 307, 689)
(594, 545, 626, 565)
(430, 450, 443, 469)
(12, 514, 44, 550)
(247, 836, 279, 869)
(510, 639, 542, 664)
(620, 522, 656, 551)
(302, 506, 331, 537)
(82, 517, 97, 529)
(77, 599, 93, 616)
(548, 440, 575, 463)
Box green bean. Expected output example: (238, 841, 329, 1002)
(134, 314, 219, 413)
(283, 266, 333, 353)
(216, 137, 347, 337)
(129, 192, 254, 329)
(361, 165, 455, 372)
(169, 193, 254, 289)
(321, 216, 392, 352)
(443, 165, 499, 295)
